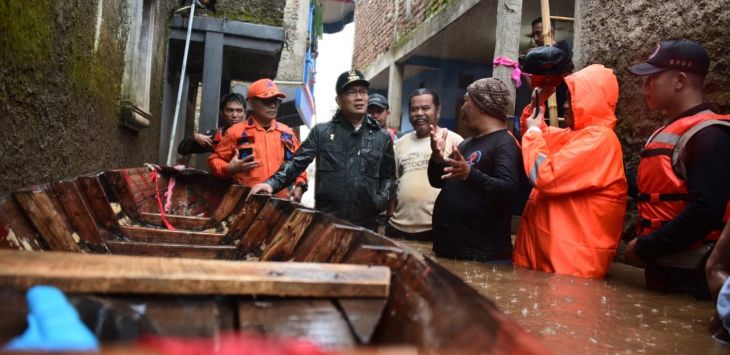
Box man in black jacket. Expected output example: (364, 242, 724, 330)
(177, 93, 246, 156)
(250, 70, 396, 229)
(428, 78, 526, 262)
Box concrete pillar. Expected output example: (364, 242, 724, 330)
(492, 0, 523, 117)
(387, 62, 404, 130)
(277, 0, 310, 82)
(199, 31, 224, 134)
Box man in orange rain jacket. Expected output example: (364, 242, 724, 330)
(513, 64, 628, 279)
(208, 79, 307, 200)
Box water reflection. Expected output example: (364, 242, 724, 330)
(401, 240, 730, 354)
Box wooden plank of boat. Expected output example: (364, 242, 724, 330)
(344, 245, 408, 269)
(13, 186, 82, 252)
(335, 298, 388, 344)
(71, 295, 235, 338)
(0, 195, 45, 251)
(259, 208, 317, 261)
(118, 225, 225, 245)
(0, 250, 390, 298)
(75, 173, 120, 231)
(221, 194, 269, 244)
(104, 241, 236, 259)
(210, 184, 248, 223)
(293, 223, 362, 263)
(138, 212, 210, 230)
(52, 179, 106, 247)
(237, 298, 357, 348)
(288, 213, 333, 259)
(104, 168, 151, 220)
(177, 174, 230, 217)
(238, 198, 292, 254)
(0, 289, 28, 344)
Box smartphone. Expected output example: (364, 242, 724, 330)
(238, 147, 253, 160)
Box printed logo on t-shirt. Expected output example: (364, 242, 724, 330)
(401, 152, 430, 174)
(467, 151, 482, 166)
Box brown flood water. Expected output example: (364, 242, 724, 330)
(400, 240, 730, 355)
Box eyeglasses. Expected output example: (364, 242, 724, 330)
(344, 89, 368, 98)
(223, 108, 245, 114)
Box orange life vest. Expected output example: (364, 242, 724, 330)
(637, 112, 730, 244)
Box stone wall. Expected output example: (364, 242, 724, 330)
(353, 0, 454, 69)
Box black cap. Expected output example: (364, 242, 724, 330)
(336, 69, 369, 95)
(368, 93, 388, 109)
(628, 40, 710, 76)
(519, 46, 574, 76)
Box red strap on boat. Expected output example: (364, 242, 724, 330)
(149, 169, 176, 230)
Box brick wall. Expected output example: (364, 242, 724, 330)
(353, 0, 454, 70)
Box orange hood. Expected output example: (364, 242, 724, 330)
(564, 64, 619, 130)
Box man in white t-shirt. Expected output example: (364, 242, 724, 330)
(387, 88, 463, 240)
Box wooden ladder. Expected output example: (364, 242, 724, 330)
(540, 0, 575, 127)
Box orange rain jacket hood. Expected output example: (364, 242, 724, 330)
(513, 64, 628, 279)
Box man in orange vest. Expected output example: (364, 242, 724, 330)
(208, 79, 307, 200)
(512, 65, 628, 279)
(623, 40, 730, 297)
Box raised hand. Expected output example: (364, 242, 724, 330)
(526, 88, 546, 131)
(429, 125, 449, 163)
(442, 143, 470, 181)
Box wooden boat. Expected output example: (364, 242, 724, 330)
(0, 166, 547, 354)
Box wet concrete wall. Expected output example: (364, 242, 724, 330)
(573, 0, 730, 239)
(0, 0, 174, 193)
(0, 0, 288, 193)
(215, 0, 286, 26)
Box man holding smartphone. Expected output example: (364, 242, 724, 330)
(513, 64, 627, 279)
(208, 78, 307, 201)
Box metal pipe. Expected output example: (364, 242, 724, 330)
(166, 0, 196, 165)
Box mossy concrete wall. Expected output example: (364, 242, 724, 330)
(0, 0, 175, 192)
(0, 0, 289, 193)
(573, 0, 730, 239)
(214, 0, 286, 26)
